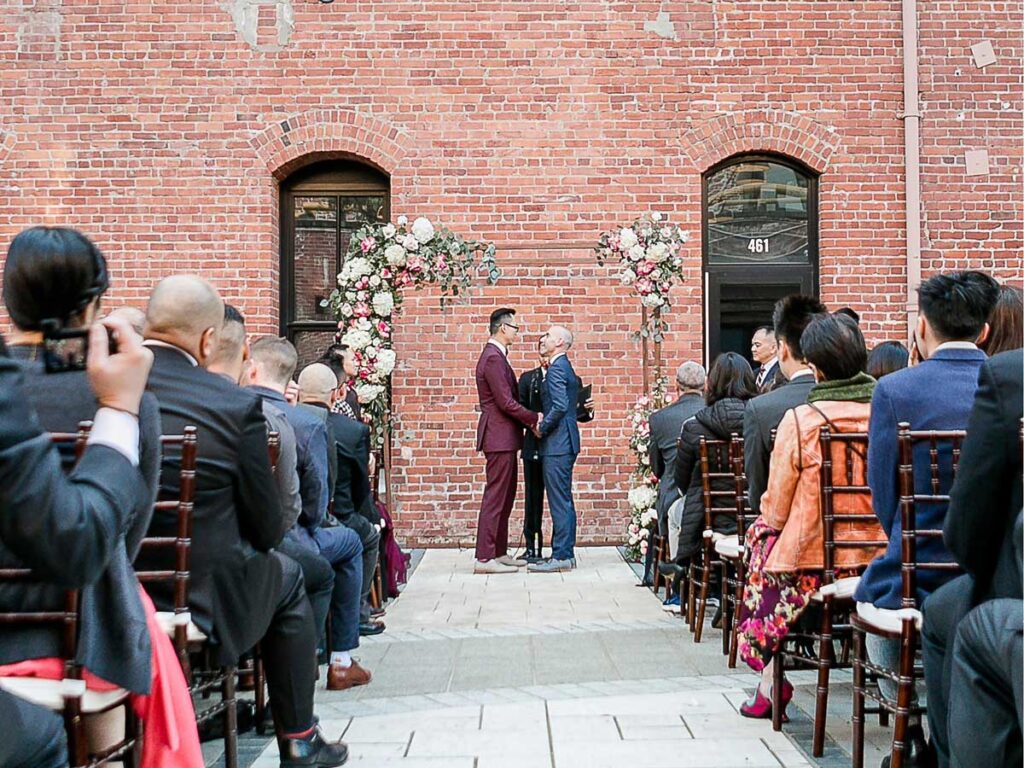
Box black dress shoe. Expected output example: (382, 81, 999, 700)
(279, 727, 349, 767)
(359, 620, 385, 636)
(711, 604, 724, 629)
(880, 725, 935, 768)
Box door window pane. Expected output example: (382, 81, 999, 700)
(292, 329, 338, 370)
(706, 160, 811, 265)
(293, 196, 338, 321)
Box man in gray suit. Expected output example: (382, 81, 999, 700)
(743, 295, 826, 516)
(648, 361, 705, 559)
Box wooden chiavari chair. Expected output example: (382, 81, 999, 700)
(721, 438, 757, 666)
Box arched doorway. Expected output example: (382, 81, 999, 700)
(279, 159, 390, 366)
(702, 154, 818, 364)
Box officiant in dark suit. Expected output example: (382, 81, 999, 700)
(519, 337, 595, 562)
(750, 325, 782, 393)
(474, 308, 540, 574)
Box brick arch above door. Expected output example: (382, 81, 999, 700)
(682, 110, 841, 176)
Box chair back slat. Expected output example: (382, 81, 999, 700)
(818, 427, 886, 585)
(137, 427, 198, 659)
(699, 434, 742, 534)
(897, 422, 967, 609)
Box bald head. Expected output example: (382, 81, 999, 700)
(144, 275, 224, 363)
(297, 363, 338, 405)
(107, 306, 146, 336)
(549, 325, 573, 348)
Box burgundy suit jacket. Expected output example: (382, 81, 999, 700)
(475, 342, 538, 453)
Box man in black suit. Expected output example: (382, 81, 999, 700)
(922, 348, 1023, 768)
(743, 295, 826, 516)
(750, 325, 781, 393)
(0, 317, 151, 768)
(140, 276, 347, 766)
(519, 337, 595, 561)
(649, 361, 705, 560)
(206, 307, 336, 666)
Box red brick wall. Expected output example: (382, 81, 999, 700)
(0, 2, 1020, 547)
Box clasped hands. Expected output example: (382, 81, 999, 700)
(532, 412, 544, 438)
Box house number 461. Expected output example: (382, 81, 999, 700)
(747, 238, 769, 254)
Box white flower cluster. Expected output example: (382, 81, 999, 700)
(627, 485, 657, 512)
(372, 291, 394, 317)
(339, 257, 372, 283)
(341, 328, 372, 351)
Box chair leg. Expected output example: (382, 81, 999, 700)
(686, 562, 698, 629)
(890, 624, 917, 768)
(222, 667, 238, 768)
(813, 623, 833, 757)
(254, 647, 268, 736)
(851, 628, 866, 768)
(373, 562, 384, 608)
(720, 561, 731, 657)
(652, 535, 664, 595)
(728, 565, 744, 668)
(693, 548, 712, 643)
(772, 644, 786, 732)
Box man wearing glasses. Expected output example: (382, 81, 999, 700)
(473, 308, 541, 574)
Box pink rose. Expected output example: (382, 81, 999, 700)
(354, 302, 371, 318)
(360, 237, 376, 253)
(381, 268, 392, 279)
(407, 254, 424, 272)
(637, 260, 655, 276)
(435, 256, 448, 271)
(377, 321, 391, 338)
(635, 278, 653, 294)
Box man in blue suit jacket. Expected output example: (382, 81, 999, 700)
(529, 325, 581, 573)
(853, 270, 999, 766)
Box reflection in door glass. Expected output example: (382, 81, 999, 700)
(293, 197, 338, 321)
(706, 161, 811, 265)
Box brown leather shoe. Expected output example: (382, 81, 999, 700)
(326, 661, 372, 691)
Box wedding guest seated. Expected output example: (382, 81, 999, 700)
(853, 270, 999, 763)
(140, 276, 348, 766)
(922, 348, 1023, 768)
(865, 341, 909, 380)
(672, 352, 756, 596)
(297, 363, 385, 643)
(107, 305, 147, 336)
(0, 226, 202, 765)
(0, 316, 158, 768)
(736, 312, 883, 720)
(744, 295, 826, 518)
(206, 308, 335, 662)
(977, 283, 1022, 356)
(648, 361, 705, 606)
(318, 342, 362, 420)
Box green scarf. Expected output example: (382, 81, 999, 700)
(807, 371, 876, 403)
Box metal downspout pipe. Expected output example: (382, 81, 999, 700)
(902, 0, 922, 336)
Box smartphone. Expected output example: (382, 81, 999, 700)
(41, 322, 115, 374)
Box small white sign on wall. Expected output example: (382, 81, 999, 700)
(971, 40, 997, 68)
(964, 149, 991, 177)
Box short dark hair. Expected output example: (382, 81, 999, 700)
(705, 352, 757, 406)
(866, 341, 909, 379)
(917, 271, 1000, 341)
(489, 307, 516, 335)
(223, 303, 245, 326)
(801, 313, 867, 381)
(836, 307, 861, 324)
(772, 294, 827, 361)
(978, 284, 1023, 356)
(318, 342, 349, 378)
(753, 325, 774, 337)
(250, 336, 299, 385)
(3, 226, 109, 331)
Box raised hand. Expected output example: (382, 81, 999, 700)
(88, 315, 153, 416)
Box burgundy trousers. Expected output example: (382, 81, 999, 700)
(475, 450, 518, 561)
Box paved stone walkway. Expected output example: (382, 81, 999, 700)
(238, 547, 893, 767)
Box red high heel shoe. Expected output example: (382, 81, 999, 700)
(739, 680, 793, 722)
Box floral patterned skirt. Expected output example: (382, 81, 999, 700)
(737, 518, 821, 672)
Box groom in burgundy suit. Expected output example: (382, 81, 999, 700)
(473, 308, 541, 574)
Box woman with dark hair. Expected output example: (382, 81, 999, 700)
(736, 313, 885, 720)
(672, 352, 757, 568)
(978, 284, 1023, 356)
(866, 340, 909, 379)
(0, 226, 201, 766)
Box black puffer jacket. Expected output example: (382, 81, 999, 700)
(672, 397, 748, 560)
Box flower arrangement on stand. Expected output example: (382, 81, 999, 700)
(594, 211, 689, 341)
(624, 379, 668, 562)
(324, 215, 498, 446)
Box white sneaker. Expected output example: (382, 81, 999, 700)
(474, 559, 519, 574)
(497, 555, 527, 567)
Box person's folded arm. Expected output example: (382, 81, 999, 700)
(539, 362, 569, 436)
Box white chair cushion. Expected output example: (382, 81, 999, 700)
(855, 601, 923, 632)
(0, 677, 129, 713)
(811, 575, 861, 602)
(714, 536, 744, 559)
(154, 611, 208, 642)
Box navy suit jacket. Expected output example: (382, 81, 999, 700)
(855, 346, 987, 609)
(539, 354, 581, 457)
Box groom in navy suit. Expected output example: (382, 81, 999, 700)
(529, 325, 581, 573)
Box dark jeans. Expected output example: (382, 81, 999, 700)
(522, 457, 545, 551)
(262, 551, 317, 734)
(542, 452, 577, 561)
(314, 524, 364, 652)
(278, 531, 334, 648)
(949, 599, 1023, 768)
(0, 690, 66, 768)
(922, 574, 975, 766)
(338, 513, 380, 623)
